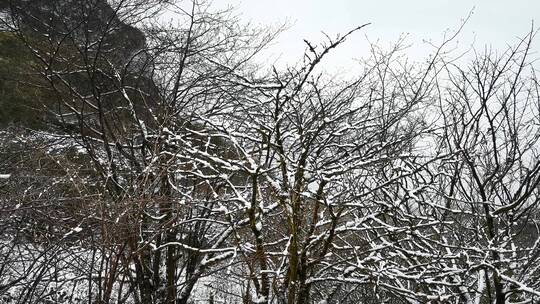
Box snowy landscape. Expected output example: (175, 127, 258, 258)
(1, 0, 540, 303)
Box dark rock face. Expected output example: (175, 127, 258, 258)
(0, 0, 156, 128)
(1, 0, 146, 61)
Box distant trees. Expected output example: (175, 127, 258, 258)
(1, 0, 540, 303)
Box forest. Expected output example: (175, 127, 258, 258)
(1, 0, 540, 303)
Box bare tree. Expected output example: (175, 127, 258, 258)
(2, 0, 279, 303)
(433, 29, 540, 303)
(176, 26, 459, 303)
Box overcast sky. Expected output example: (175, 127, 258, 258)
(213, 0, 539, 73)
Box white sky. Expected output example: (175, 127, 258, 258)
(213, 0, 539, 73)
